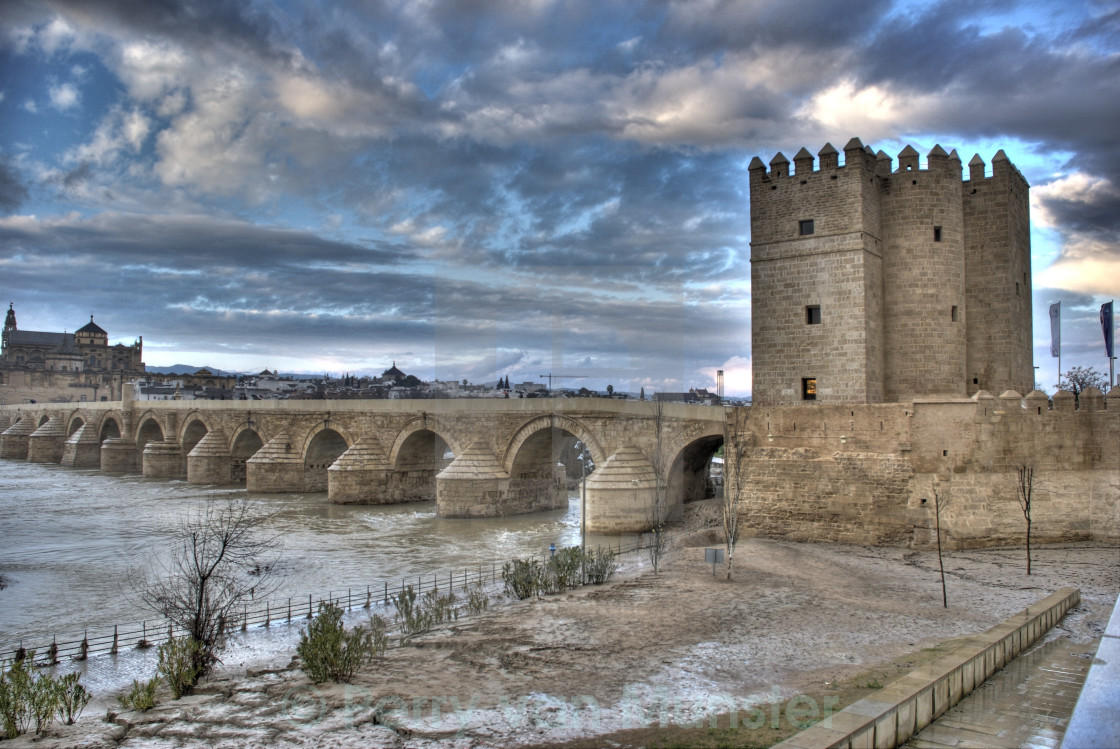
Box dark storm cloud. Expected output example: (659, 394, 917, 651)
(656, 0, 891, 57)
(0, 157, 29, 214)
(0, 213, 406, 272)
(41, 0, 286, 63)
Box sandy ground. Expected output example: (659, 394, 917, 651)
(10, 528, 1119, 748)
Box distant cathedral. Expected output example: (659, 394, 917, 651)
(1, 303, 145, 403)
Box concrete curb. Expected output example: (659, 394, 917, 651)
(774, 587, 1081, 749)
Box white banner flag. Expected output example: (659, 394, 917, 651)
(1049, 302, 1061, 358)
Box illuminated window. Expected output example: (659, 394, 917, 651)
(802, 378, 817, 401)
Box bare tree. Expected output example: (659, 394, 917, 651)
(1057, 365, 1108, 396)
(722, 407, 747, 581)
(1014, 465, 1036, 575)
(931, 483, 950, 608)
(646, 401, 669, 574)
(132, 499, 282, 683)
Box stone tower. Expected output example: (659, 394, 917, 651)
(2, 303, 14, 352)
(748, 138, 1033, 405)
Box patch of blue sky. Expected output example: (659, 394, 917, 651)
(886, 0, 1086, 37)
(0, 50, 121, 160)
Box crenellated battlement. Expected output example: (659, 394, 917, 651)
(750, 139, 1000, 183)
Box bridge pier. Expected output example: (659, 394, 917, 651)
(61, 424, 103, 468)
(187, 430, 233, 485)
(436, 442, 512, 517)
(100, 438, 137, 473)
(27, 417, 67, 463)
(1, 417, 37, 460)
(328, 438, 393, 504)
(143, 440, 185, 479)
(246, 434, 305, 493)
(583, 445, 661, 534)
(100, 438, 137, 472)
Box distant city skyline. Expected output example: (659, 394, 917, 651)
(2, 1, 1118, 396)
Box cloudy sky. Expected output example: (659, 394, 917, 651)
(1, 0, 1117, 396)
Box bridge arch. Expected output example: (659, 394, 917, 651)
(181, 418, 209, 456)
(388, 417, 461, 467)
(229, 426, 265, 484)
(135, 415, 164, 453)
(388, 417, 459, 503)
(501, 415, 604, 475)
(37, 414, 50, 427)
(502, 415, 601, 515)
(66, 414, 85, 436)
(300, 422, 354, 492)
(664, 425, 726, 518)
(97, 413, 123, 443)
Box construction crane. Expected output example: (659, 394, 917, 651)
(539, 373, 588, 391)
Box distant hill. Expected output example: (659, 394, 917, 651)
(146, 365, 235, 376)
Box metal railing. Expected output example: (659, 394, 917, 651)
(1, 538, 645, 667)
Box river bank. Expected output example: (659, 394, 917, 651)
(9, 531, 1118, 748)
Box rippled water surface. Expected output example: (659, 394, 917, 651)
(0, 458, 621, 692)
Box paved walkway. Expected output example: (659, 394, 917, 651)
(903, 636, 1095, 749)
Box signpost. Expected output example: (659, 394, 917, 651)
(705, 547, 725, 576)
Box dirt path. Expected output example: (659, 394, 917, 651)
(13, 537, 1119, 748)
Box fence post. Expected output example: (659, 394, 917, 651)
(308, 593, 313, 619)
(167, 623, 173, 643)
(265, 602, 270, 628)
(348, 588, 351, 611)
(384, 581, 388, 606)
(287, 598, 292, 623)
(110, 626, 118, 655)
(242, 604, 248, 631)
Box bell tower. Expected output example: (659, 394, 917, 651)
(2, 303, 15, 354)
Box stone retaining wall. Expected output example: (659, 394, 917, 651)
(774, 587, 1081, 749)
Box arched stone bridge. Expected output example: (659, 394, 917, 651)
(0, 398, 728, 533)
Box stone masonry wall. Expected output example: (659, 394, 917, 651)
(731, 394, 1120, 549)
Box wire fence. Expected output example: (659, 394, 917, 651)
(1, 538, 647, 668)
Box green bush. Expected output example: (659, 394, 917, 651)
(502, 559, 543, 600)
(297, 602, 382, 683)
(368, 614, 389, 658)
(28, 672, 58, 735)
(53, 672, 90, 726)
(0, 655, 36, 739)
(117, 678, 160, 712)
(544, 547, 585, 593)
(421, 588, 457, 625)
(391, 585, 430, 641)
(465, 581, 489, 615)
(0, 652, 94, 737)
(157, 637, 203, 699)
(585, 548, 619, 584)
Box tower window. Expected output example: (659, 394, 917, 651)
(933, 226, 942, 242)
(802, 378, 817, 401)
(799, 219, 814, 236)
(1016, 282, 1020, 296)
(951, 306, 959, 322)
(806, 305, 821, 325)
